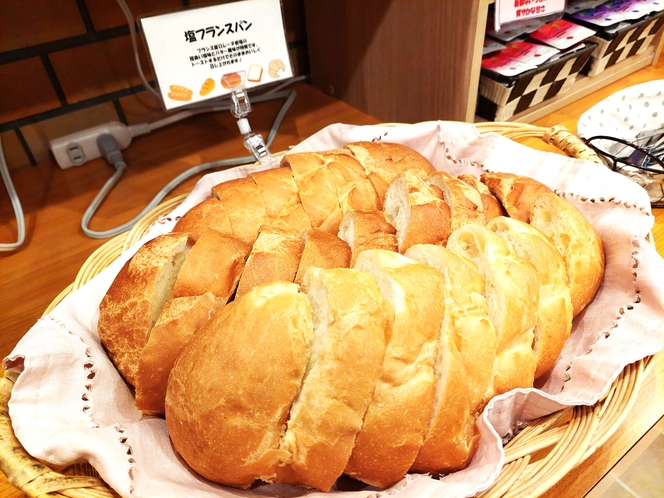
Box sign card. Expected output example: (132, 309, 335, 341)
(141, 0, 293, 110)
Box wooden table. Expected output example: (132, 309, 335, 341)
(0, 81, 663, 497)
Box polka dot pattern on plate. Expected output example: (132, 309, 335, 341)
(577, 80, 664, 141)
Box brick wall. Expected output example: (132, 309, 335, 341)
(0, 0, 309, 171)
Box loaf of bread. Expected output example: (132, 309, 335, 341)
(96, 139, 606, 492)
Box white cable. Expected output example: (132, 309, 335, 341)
(0, 135, 26, 251)
(116, 0, 162, 102)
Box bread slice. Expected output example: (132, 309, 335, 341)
(480, 173, 605, 316)
(383, 171, 452, 253)
(403, 244, 494, 473)
(404, 244, 496, 414)
(98, 233, 193, 386)
(235, 226, 305, 297)
(135, 293, 222, 416)
(282, 153, 344, 233)
(338, 209, 398, 266)
(458, 174, 505, 222)
(172, 197, 232, 240)
(487, 216, 573, 378)
(344, 250, 443, 487)
(171, 228, 250, 303)
(277, 268, 392, 492)
(447, 224, 539, 395)
(427, 170, 485, 231)
(345, 141, 436, 202)
(324, 152, 382, 212)
(249, 167, 311, 233)
(165, 282, 313, 489)
(530, 192, 605, 316)
(480, 172, 553, 223)
(212, 177, 268, 245)
(294, 228, 351, 285)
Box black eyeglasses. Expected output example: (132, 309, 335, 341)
(584, 132, 664, 209)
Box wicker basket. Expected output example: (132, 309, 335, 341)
(0, 123, 654, 498)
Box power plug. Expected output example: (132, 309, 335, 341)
(50, 122, 134, 169)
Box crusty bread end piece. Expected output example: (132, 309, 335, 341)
(98, 232, 193, 386)
(165, 282, 313, 489)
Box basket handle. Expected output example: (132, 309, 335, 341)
(474, 122, 603, 164)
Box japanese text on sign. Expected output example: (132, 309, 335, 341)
(184, 20, 252, 42)
(495, 0, 566, 30)
(188, 39, 262, 70)
(140, 0, 293, 111)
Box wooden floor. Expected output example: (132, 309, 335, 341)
(0, 56, 662, 497)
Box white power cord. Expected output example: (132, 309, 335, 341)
(81, 89, 297, 239)
(0, 135, 26, 251)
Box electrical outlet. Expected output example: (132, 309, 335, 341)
(50, 122, 133, 169)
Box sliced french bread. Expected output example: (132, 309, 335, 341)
(344, 249, 443, 488)
(277, 267, 392, 492)
(97, 232, 193, 386)
(447, 224, 539, 395)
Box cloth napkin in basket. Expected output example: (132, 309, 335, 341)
(5, 121, 664, 498)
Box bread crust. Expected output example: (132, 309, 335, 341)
(212, 177, 268, 245)
(171, 228, 249, 302)
(481, 172, 553, 223)
(427, 170, 485, 231)
(324, 153, 382, 213)
(172, 198, 232, 240)
(249, 167, 311, 232)
(165, 282, 313, 489)
(338, 209, 398, 266)
(135, 293, 222, 416)
(278, 268, 392, 492)
(282, 153, 344, 233)
(294, 228, 351, 284)
(235, 226, 305, 297)
(97, 233, 193, 386)
(345, 142, 436, 202)
(531, 193, 605, 316)
(458, 174, 506, 221)
(345, 250, 443, 487)
(384, 172, 452, 253)
(447, 224, 539, 395)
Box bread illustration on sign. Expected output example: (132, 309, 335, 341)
(96, 141, 605, 491)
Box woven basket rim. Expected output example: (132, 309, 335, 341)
(0, 122, 648, 498)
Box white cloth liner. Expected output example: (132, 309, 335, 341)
(4, 121, 664, 498)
